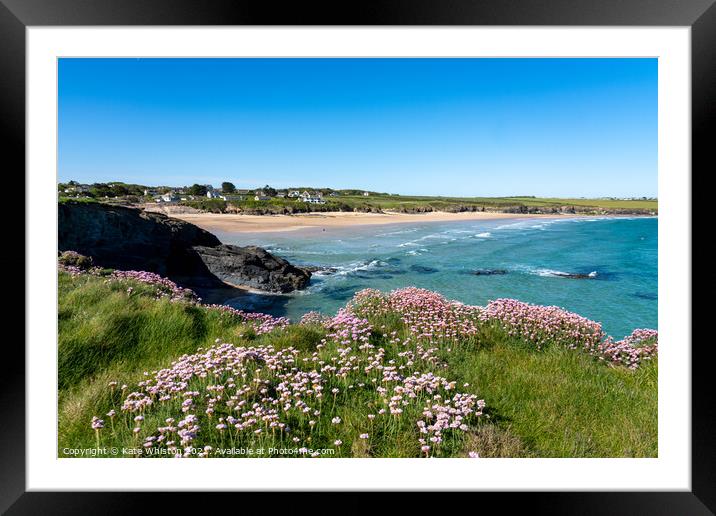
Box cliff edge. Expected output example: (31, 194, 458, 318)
(58, 201, 310, 293)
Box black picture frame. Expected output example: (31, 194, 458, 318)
(1, 0, 712, 512)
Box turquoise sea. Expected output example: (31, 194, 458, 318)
(215, 216, 657, 339)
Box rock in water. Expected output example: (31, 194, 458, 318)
(410, 264, 439, 274)
(58, 201, 311, 293)
(472, 269, 507, 276)
(193, 245, 310, 293)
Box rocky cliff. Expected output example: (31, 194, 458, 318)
(192, 245, 310, 293)
(58, 201, 311, 293)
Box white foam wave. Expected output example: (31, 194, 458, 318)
(518, 266, 599, 279)
(374, 228, 419, 237)
(333, 259, 387, 276)
(534, 268, 569, 277)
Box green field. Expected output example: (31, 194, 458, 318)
(502, 196, 658, 209)
(335, 194, 657, 211)
(58, 271, 657, 458)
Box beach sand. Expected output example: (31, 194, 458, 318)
(171, 210, 556, 234)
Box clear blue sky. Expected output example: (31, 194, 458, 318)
(58, 58, 657, 197)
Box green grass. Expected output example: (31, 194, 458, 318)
(58, 196, 98, 204)
(58, 272, 657, 458)
(504, 196, 658, 210)
(446, 328, 657, 457)
(335, 194, 657, 212)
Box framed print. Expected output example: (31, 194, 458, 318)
(2, 0, 713, 512)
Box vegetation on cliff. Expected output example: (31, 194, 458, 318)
(59, 259, 657, 458)
(179, 194, 657, 216)
(58, 181, 658, 216)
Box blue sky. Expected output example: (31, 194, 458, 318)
(58, 58, 657, 197)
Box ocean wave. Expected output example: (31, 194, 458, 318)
(492, 221, 532, 231)
(444, 229, 474, 234)
(374, 228, 419, 237)
(287, 249, 344, 256)
(310, 269, 335, 277)
(333, 259, 388, 276)
(474, 232, 491, 238)
(398, 231, 461, 248)
(521, 266, 598, 279)
(263, 246, 290, 253)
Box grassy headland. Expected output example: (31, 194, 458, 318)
(58, 262, 657, 458)
(177, 194, 657, 216)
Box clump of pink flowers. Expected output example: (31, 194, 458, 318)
(481, 298, 605, 351)
(204, 304, 290, 335)
(481, 298, 657, 368)
(348, 288, 657, 369)
(299, 311, 332, 326)
(598, 329, 658, 369)
(349, 287, 482, 343)
(111, 270, 199, 302)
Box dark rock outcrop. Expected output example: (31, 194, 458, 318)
(472, 269, 508, 276)
(58, 201, 311, 293)
(410, 264, 439, 274)
(192, 245, 310, 293)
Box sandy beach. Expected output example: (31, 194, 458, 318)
(170, 210, 558, 234)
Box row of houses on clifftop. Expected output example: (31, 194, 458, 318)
(151, 185, 372, 204)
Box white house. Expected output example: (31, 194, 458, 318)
(301, 196, 326, 205)
(363, 191, 370, 197)
(288, 190, 300, 198)
(206, 190, 221, 199)
(64, 185, 90, 194)
(160, 192, 179, 203)
(254, 195, 270, 201)
(300, 190, 323, 200)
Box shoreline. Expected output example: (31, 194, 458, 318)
(169, 210, 627, 234)
(169, 210, 653, 235)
